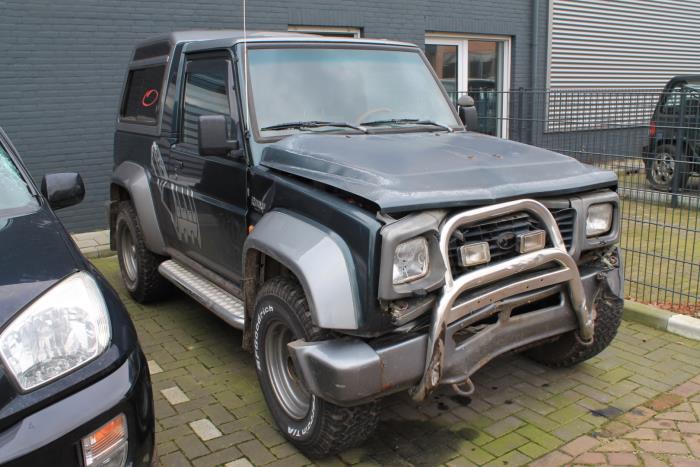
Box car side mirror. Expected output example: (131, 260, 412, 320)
(40, 172, 85, 210)
(457, 94, 479, 131)
(457, 95, 474, 107)
(198, 115, 239, 156)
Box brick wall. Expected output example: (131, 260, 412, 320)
(0, 0, 547, 232)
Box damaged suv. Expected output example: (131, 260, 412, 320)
(110, 31, 624, 457)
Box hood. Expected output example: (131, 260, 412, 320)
(0, 205, 80, 328)
(261, 131, 618, 212)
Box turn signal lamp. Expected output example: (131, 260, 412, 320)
(82, 414, 128, 467)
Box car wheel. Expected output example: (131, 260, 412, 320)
(646, 144, 690, 191)
(252, 277, 379, 458)
(115, 201, 170, 303)
(526, 287, 623, 368)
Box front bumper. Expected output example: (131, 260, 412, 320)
(289, 199, 623, 406)
(0, 351, 155, 467)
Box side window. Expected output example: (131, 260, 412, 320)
(660, 85, 682, 115)
(120, 66, 165, 124)
(181, 59, 231, 147)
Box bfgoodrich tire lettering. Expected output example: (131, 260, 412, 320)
(115, 201, 170, 303)
(253, 277, 379, 458)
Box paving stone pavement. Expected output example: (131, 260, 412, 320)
(92, 257, 700, 466)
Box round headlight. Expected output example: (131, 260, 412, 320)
(0, 272, 111, 391)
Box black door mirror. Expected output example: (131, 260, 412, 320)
(457, 94, 479, 131)
(198, 115, 239, 156)
(40, 172, 85, 210)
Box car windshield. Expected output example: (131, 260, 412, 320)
(246, 47, 461, 143)
(0, 143, 37, 214)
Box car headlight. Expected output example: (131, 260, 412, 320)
(393, 237, 429, 285)
(0, 272, 111, 391)
(586, 203, 614, 237)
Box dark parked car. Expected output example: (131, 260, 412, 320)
(0, 127, 155, 466)
(645, 75, 700, 190)
(110, 31, 623, 457)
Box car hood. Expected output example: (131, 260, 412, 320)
(260, 131, 618, 212)
(0, 205, 80, 328)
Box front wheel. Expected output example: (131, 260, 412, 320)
(527, 287, 624, 368)
(252, 277, 379, 458)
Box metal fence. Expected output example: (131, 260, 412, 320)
(453, 88, 700, 313)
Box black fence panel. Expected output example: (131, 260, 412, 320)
(451, 88, 700, 313)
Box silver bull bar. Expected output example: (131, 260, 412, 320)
(411, 199, 593, 400)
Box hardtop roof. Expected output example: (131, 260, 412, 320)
(131, 29, 416, 62)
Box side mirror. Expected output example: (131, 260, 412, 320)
(457, 94, 479, 131)
(41, 172, 85, 210)
(457, 95, 475, 107)
(198, 115, 239, 156)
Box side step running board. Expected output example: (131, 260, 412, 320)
(158, 260, 245, 330)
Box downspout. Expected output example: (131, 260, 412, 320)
(529, 0, 541, 144)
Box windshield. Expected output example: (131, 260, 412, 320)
(246, 47, 461, 145)
(0, 143, 37, 214)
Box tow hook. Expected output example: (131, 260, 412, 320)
(451, 378, 475, 397)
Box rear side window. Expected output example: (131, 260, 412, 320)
(120, 66, 165, 124)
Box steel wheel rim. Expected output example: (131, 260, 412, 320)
(651, 152, 675, 186)
(119, 225, 138, 282)
(265, 321, 311, 420)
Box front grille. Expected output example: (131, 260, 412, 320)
(448, 207, 576, 273)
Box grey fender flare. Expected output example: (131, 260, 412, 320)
(112, 161, 167, 255)
(243, 210, 361, 330)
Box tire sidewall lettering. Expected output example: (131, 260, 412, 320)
(253, 299, 318, 441)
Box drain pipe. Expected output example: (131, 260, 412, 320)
(529, 0, 541, 144)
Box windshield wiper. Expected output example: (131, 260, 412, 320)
(360, 118, 454, 133)
(261, 120, 368, 134)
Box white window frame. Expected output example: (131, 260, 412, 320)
(288, 25, 361, 38)
(426, 33, 512, 138)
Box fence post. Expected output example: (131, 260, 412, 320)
(672, 89, 686, 208)
(517, 87, 524, 142)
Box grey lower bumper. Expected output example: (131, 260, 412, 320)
(288, 265, 622, 407)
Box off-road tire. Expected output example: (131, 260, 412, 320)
(526, 290, 624, 368)
(115, 201, 170, 303)
(645, 144, 690, 191)
(253, 277, 380, 458)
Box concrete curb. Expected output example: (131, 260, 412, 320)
(71, 229, 115, 259)
(623, 300, 700, 341)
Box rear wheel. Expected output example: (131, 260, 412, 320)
(253, 277, 380, 458)
(646, 144, 690, 191)
(115, 201, 170, 303)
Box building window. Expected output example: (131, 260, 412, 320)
(425, 34, 511, 137)
(288, 25, 361, 38)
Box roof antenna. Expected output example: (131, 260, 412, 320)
(242, 0, 251, 134)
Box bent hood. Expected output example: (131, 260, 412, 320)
(260, 131, 618, 212)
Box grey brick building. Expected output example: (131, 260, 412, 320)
(0, 0, 548, 232)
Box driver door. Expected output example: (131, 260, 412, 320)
(166, 51, 248, 282)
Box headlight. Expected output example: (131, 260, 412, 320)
(586, 203, 614, 237)
(393, 237, 429, 284)
(0, 272, 111, 391)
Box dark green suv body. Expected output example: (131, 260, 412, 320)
(110, 30, 624, 457)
